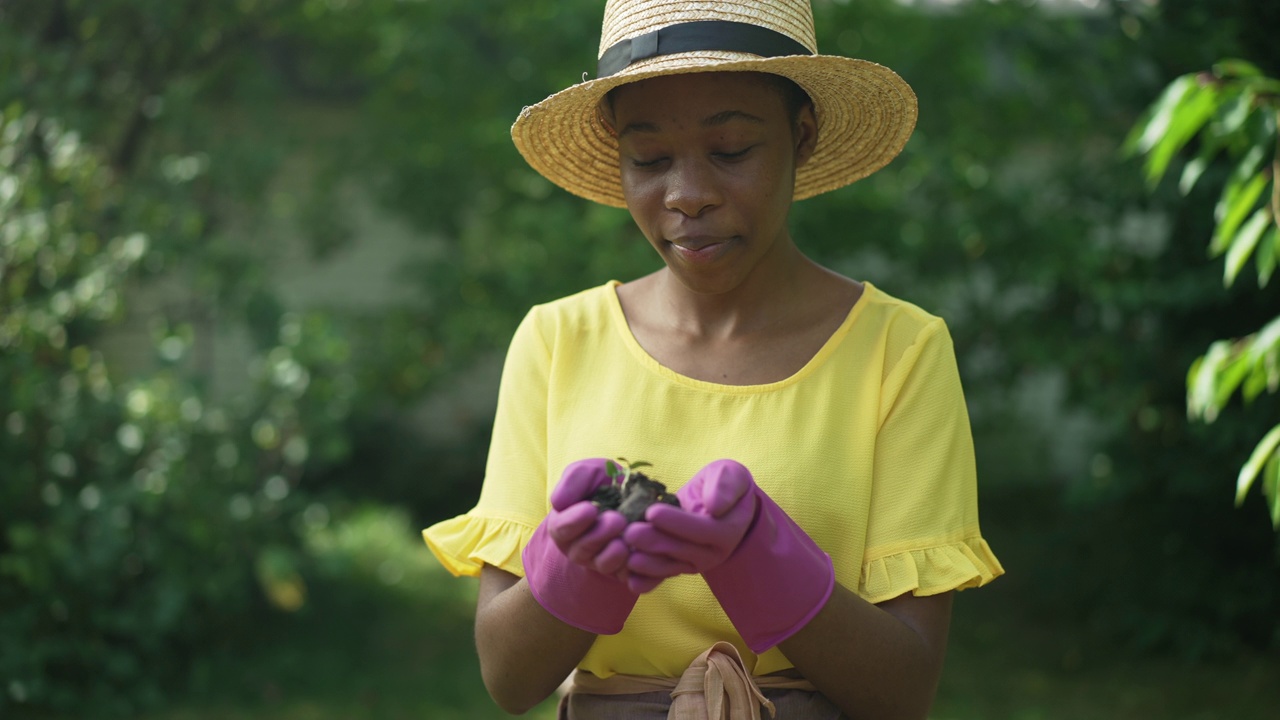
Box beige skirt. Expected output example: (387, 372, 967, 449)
(558, 642, 847, 720)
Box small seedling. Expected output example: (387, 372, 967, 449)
(591, 458, 679, 522)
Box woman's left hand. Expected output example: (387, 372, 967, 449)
(621, 459, 835, 653)
(622, 459, 759, 592)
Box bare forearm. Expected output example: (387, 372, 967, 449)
(475, 566, 597, 714)
(778, 586, 952, 720)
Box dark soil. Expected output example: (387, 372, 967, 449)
(591, 472, 679, 522)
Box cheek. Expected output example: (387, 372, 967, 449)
(620, 173, 664, 221)
(619, 167, 659, 200)
(620, 180, 660, 242)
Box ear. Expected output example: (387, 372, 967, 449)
(596, 98, 619, 139)
(792, 103, 818, 168)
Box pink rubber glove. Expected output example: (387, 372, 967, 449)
(624, 459, 835, 653)
(522, 459, 637, 634)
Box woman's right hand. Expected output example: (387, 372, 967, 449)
(522, 458, 652, 635)
(546, 459, 630, 575)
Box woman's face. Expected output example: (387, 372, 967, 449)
(607, 72, 817, 295)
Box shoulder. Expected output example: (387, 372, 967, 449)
(527, 282, 615, 322)
(859, 283, 947, 332)
(853, 283, 953, 365)
(517, 282, 620, 350)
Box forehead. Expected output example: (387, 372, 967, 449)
(607, 71, 789, 122)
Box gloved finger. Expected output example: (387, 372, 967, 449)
(550, 458, 611, 511)
(546, 502, 601, 549)
(627, 550, 698, 578)
(565, 510, 627, 565)
(695, 459, 754, 517)
(624, 521, 724, 569)
(591, 538, 629, 575)
(626, 573, 665, 595)
(642, 501, 749, 548)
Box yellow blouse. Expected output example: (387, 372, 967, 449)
(423, 281, 1003, 678)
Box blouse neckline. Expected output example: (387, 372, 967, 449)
(603, 279, 875, 395)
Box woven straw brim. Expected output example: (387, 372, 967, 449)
(511, 52, 918, 208)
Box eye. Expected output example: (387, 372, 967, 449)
(629, 156, 667, 168)
(713, 146, 755, 161)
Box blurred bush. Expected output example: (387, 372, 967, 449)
(0, 2, 360, 711)
(0, 105, 356, 716)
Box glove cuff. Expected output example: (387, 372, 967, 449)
(703, 490, 835, 653)
(522, 521, 637, 635)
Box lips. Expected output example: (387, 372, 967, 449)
(669, 235, 726, 252)
(668, 236, 732, 264)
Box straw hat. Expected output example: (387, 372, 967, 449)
(510, 0, 918, 208)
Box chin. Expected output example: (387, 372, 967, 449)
(663, 265, 745, 296)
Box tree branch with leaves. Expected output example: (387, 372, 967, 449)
(1126, 59, 1280, 527)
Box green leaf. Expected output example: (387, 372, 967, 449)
(1213, 351, 1253, 407)
(1248, 314, 1280, 361)
(1241, 75, 1280, 96)
(1214, 58, 1263, 78)
(1228, 139, 1270, 186)
(1142, 84, 1219, 187)
(1123, 74, 1197, 157)
(628, 461, 652, 470)
(1214, 88, 1255, 139)
(1256, 224, 1279, 286)
(1177, 137, 1223, 195)
(605, 460, 619, 479)
(1242, 360, 1269, 402)
(1236, 424, 1280, 505)
(1187, 340, 1232, 421)
(1223, 207, 1274, 286)
(1264, 452, 1280, 528)
(1239, 317, 1280, 404)
(1211, 172, 1269, 255)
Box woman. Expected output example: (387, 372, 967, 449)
(424, 1, 1003, 717)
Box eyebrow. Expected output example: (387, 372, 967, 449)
(704, 110, 766, 127)
(617, 109, 767, 138)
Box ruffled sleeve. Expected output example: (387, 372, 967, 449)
(859, 536, 1004, 604)
(861, 317, 1004, 602)
(421, 307, 554, 578)
(423, 514, 536, 578)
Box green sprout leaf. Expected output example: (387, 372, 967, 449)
(604, 457, 653, 485)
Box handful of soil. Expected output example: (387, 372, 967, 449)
(590, 462, 679, 522)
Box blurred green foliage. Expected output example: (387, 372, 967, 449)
(0, 3, 357, 716)
(0, 104, 350, 714)
(1126, 59, 1280, 525)
(3, 0, 1280, 716)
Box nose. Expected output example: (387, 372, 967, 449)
(663, 158, 722, 218)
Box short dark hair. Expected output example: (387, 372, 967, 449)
(602, 71, 813, 128)
(762, 74, 814, 125)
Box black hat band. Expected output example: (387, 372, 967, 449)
(597, 20, 813, 78)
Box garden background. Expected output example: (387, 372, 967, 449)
(3, 0, 1279, 718)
